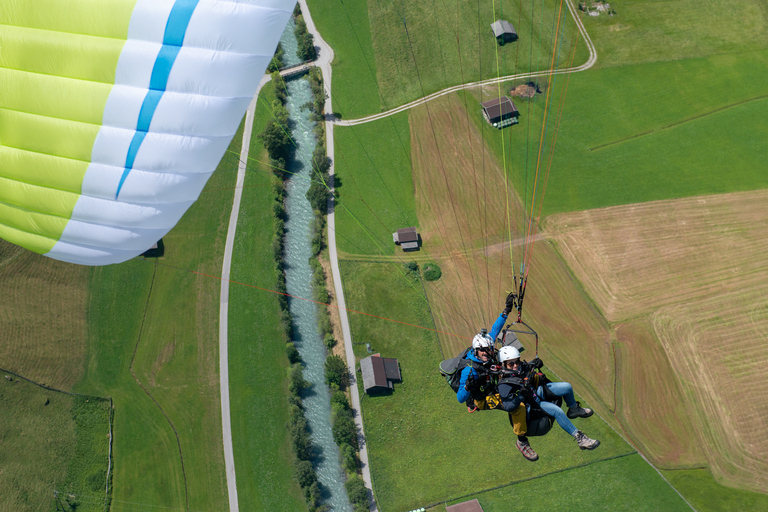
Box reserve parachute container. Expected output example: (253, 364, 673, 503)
(0, 0, 295, 265)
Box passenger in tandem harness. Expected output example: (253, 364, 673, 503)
(497, 347, 600, 462)
(454, 293, 517, 412)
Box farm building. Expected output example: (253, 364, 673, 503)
(393, 226, 420, 251)
(360, 354, 401, 394)
(490, 20, 517, 45)
(480, 96, 519, 128)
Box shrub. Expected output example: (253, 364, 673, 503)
(324, 333, 336, 350)
(404, 261, 420, 279)
(340, 443, 358, 473)
(345, 475, 368, 510)
(332, 414, 357, 448)
(325, 355, 349, 389)
(289, 363, 309, 396)
(330, 390, 350, 411)
(295, 459, 316, 489)
(286, 342, 300, 364)
(423, 262, 442, 281)
(267, 42, 284, 72)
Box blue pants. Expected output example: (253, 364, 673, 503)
(535, 382, 577, 436)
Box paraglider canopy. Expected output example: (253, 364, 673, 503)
(0, 0, 296, 265)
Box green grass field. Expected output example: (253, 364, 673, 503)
(227, 82, 308, 511)
(334, 112, 418, 255)
(77, 126, 247, 511)
(0, 375, 111, 512)
(584, 0, 768, 69)
(463, 48, 768, 217)
(309, 0, 588, 118)
(662, 468, 768, 512)
(451, 454, 689, 512)
(338, 260, 684, 512)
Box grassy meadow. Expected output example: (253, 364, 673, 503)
(334, 112, 418, 256)
(77, 126, 248, 511)
(339, 260, 687, 512)
(0, 375, 111, 512)
(309, 0, 588, 118)
(227, 82, 308, 511)
(582, 0, 768, 69)
(322, 0, 768, 502)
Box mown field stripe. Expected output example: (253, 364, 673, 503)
(590, 94, 768, 152)
(427, 451, 638, 509)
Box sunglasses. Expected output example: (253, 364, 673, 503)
(505, 359, 521, 365)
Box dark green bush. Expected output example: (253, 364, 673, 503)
(332, 414, 357, 448)
(289, 363, 309, 396)
(345, 475, 368, 509)
(286, 342, 300, 364)
(325, 355, 349, 389)
(423, 262, 442, 281)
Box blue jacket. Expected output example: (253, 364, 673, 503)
(456, 312, 508, 403)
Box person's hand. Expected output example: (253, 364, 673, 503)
(530, 357, 544, 370)
(503, 291, 517, 316)
(464, 372, 477, 391)
(521, 387, 539, 405)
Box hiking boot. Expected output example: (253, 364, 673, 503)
(516, 440, 539, 461)
(574, 430, 600, 450)
(567, 401, 593, 419)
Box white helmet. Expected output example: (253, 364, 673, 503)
(472, 333, 494, 350)
(497, 345, 521, 363)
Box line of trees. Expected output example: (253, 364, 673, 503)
(259, 71, 325, 512)
(295, 14, 317, 61)
(303, 66, 370, 512)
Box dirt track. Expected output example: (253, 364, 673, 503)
(547, 190, 768, 489)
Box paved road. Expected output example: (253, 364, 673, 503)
(219, 74, 272, 512)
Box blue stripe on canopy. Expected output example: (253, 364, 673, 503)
(116, 0, 200, 199)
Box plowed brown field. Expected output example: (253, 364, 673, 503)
(547, 190, 768, 490)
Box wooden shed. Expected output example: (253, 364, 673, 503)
(480, 96, 519, 128)
(360, 354, 402, 394)
(490, 20, 517, 45)
(393, 227, 420, 251)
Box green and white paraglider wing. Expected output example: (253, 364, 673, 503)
(0, 0, 295, 265)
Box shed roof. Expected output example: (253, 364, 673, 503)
(360, 355, 401, 393)
(396, 227, 418, 243)
(382, 357, 401, 381)
(490, 20, 516, 37)
(480, 96, 518, 120)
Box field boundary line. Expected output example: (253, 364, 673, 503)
(128, 261, 190, 512)
(334, 0, 596, 127)
(0, 366, 114, 510)
(589, 93, 768, 151)
(423, 451, 637, 510)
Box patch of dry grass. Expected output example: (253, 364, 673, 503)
(0, 241, 88, 391)
(547, 190, 768, 490)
